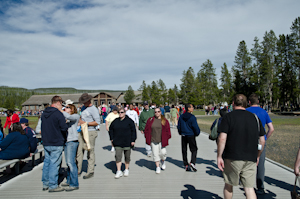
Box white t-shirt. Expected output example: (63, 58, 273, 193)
(126, 110, 139, 125)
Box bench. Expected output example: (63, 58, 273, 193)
(0, 145, 44, 175)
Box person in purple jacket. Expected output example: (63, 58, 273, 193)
(41, 96, 68, 193)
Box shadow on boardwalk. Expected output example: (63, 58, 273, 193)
(180, 184, 222, 199)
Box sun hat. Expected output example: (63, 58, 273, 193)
(65, 99, 74, 105)
(79, 93, 93, 104)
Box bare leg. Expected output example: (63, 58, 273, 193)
(224, 183, 233, 199)
(116, 162, 122, 171)
(125, 162, 130, 170)
(244, 187, 257, 199)
(155, 161, 160, 168)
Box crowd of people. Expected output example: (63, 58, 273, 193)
(1, 92, 300, 199)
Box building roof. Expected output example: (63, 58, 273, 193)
(117, 91, 142, 104)
(22, 93, 98, 106)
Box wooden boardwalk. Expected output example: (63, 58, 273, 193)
(0, 124, 298, 198)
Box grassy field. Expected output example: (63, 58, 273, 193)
(196, 114, 300, 169)
(1, 114, 299, 169)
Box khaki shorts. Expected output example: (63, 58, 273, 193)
(115, 148, 131, 163)
(223, 159, 257, 188)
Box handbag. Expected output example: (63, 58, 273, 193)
(209, 118, 219, 140)
(291, 176, 300, 199)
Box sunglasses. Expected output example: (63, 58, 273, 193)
(155, 111, 161, 113)
(118, 111, 125, 114)
(65, 106, 71, 109)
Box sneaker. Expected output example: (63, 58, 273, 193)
(147, 153, 152, 157)
(115, 171, 123, 179)
(60, 182, 69, 187)
(185, 165, 191, 171)
(42, 187, 49, 191)
(83, 172, 94, 179)
(123, 169, 129, 177)
(190, 163, 197, 172)
(65, 186, 79, 192)
(48, 186, 64, 192)
(111, 147, 115, 152)
(156, 167, 161, 174)
(161, 160, 166, 170)
(256, 189, 266, 195)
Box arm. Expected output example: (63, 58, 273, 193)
(109, 121, 115, 141)
(139, 113, 145, 132)
(166, 120, 171, 139)
(130, 120, 137, 146)
(63, 112, 80, 122)
(0, 134, 14, 150)
(192, 117, 201, 136)
(135, 112, 139, 127)
(12, 114, 19, 123)
(266, 122, 274, 140)
(295, 147, 300, 175)
(177, 117, 181, 134)
(217, 132, 227, 171)
(3, 117, 9, 129)
(35, 118, 42, 134)
(257, 136, 266, 165)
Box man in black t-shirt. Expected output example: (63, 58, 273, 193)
(217, 94, 266, 199)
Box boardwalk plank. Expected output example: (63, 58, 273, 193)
(0, 124, 297, 198)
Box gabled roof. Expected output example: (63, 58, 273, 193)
(22, 93, 98, 106)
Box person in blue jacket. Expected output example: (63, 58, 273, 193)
(177, 103, 200, 172)
(41, 95, 68, 192)
(20, 118, 37, 153)
(0, 122, 30, 160)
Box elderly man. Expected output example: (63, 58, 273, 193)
(41, 96, 68, 192)
(77, 93, 101, 179)
(217, 94, 266, 199)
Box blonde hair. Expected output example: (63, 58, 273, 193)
(155, 108, 166, 126)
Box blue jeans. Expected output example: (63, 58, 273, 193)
(64, 141, 79, 187)
(42, 146, 64, 189)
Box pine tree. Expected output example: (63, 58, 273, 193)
(290, 17, 300, 103)
(275, 34, 298, 106)
(260, 30, 277, 105)
(157, 79, 167, 104)
(150, 81, 161, 105)
(232, 40, 253, 97)
(196, 59, 219, 105)
(124, 85, 135, 104)
(139, 80, 150, 102)
(220, 62, 232, 103)
(180, 67, 197, 104)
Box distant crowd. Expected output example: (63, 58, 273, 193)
(1, 93, 300, 199)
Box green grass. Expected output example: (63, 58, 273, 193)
(196, 114, 300, 169)
(1, 116, 39, 135)
(192, 109, 206, 116)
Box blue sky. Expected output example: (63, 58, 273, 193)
(0, 0, 299, 91)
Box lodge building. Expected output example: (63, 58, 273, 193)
(21, 91, 142, 112)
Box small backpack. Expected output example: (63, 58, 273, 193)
(209, 118, 219, 140)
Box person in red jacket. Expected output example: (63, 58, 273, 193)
(4, 109, 20, 133)
(144, 107, 171, 174)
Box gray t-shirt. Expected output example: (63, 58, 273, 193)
(81, 106, 101, 131)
